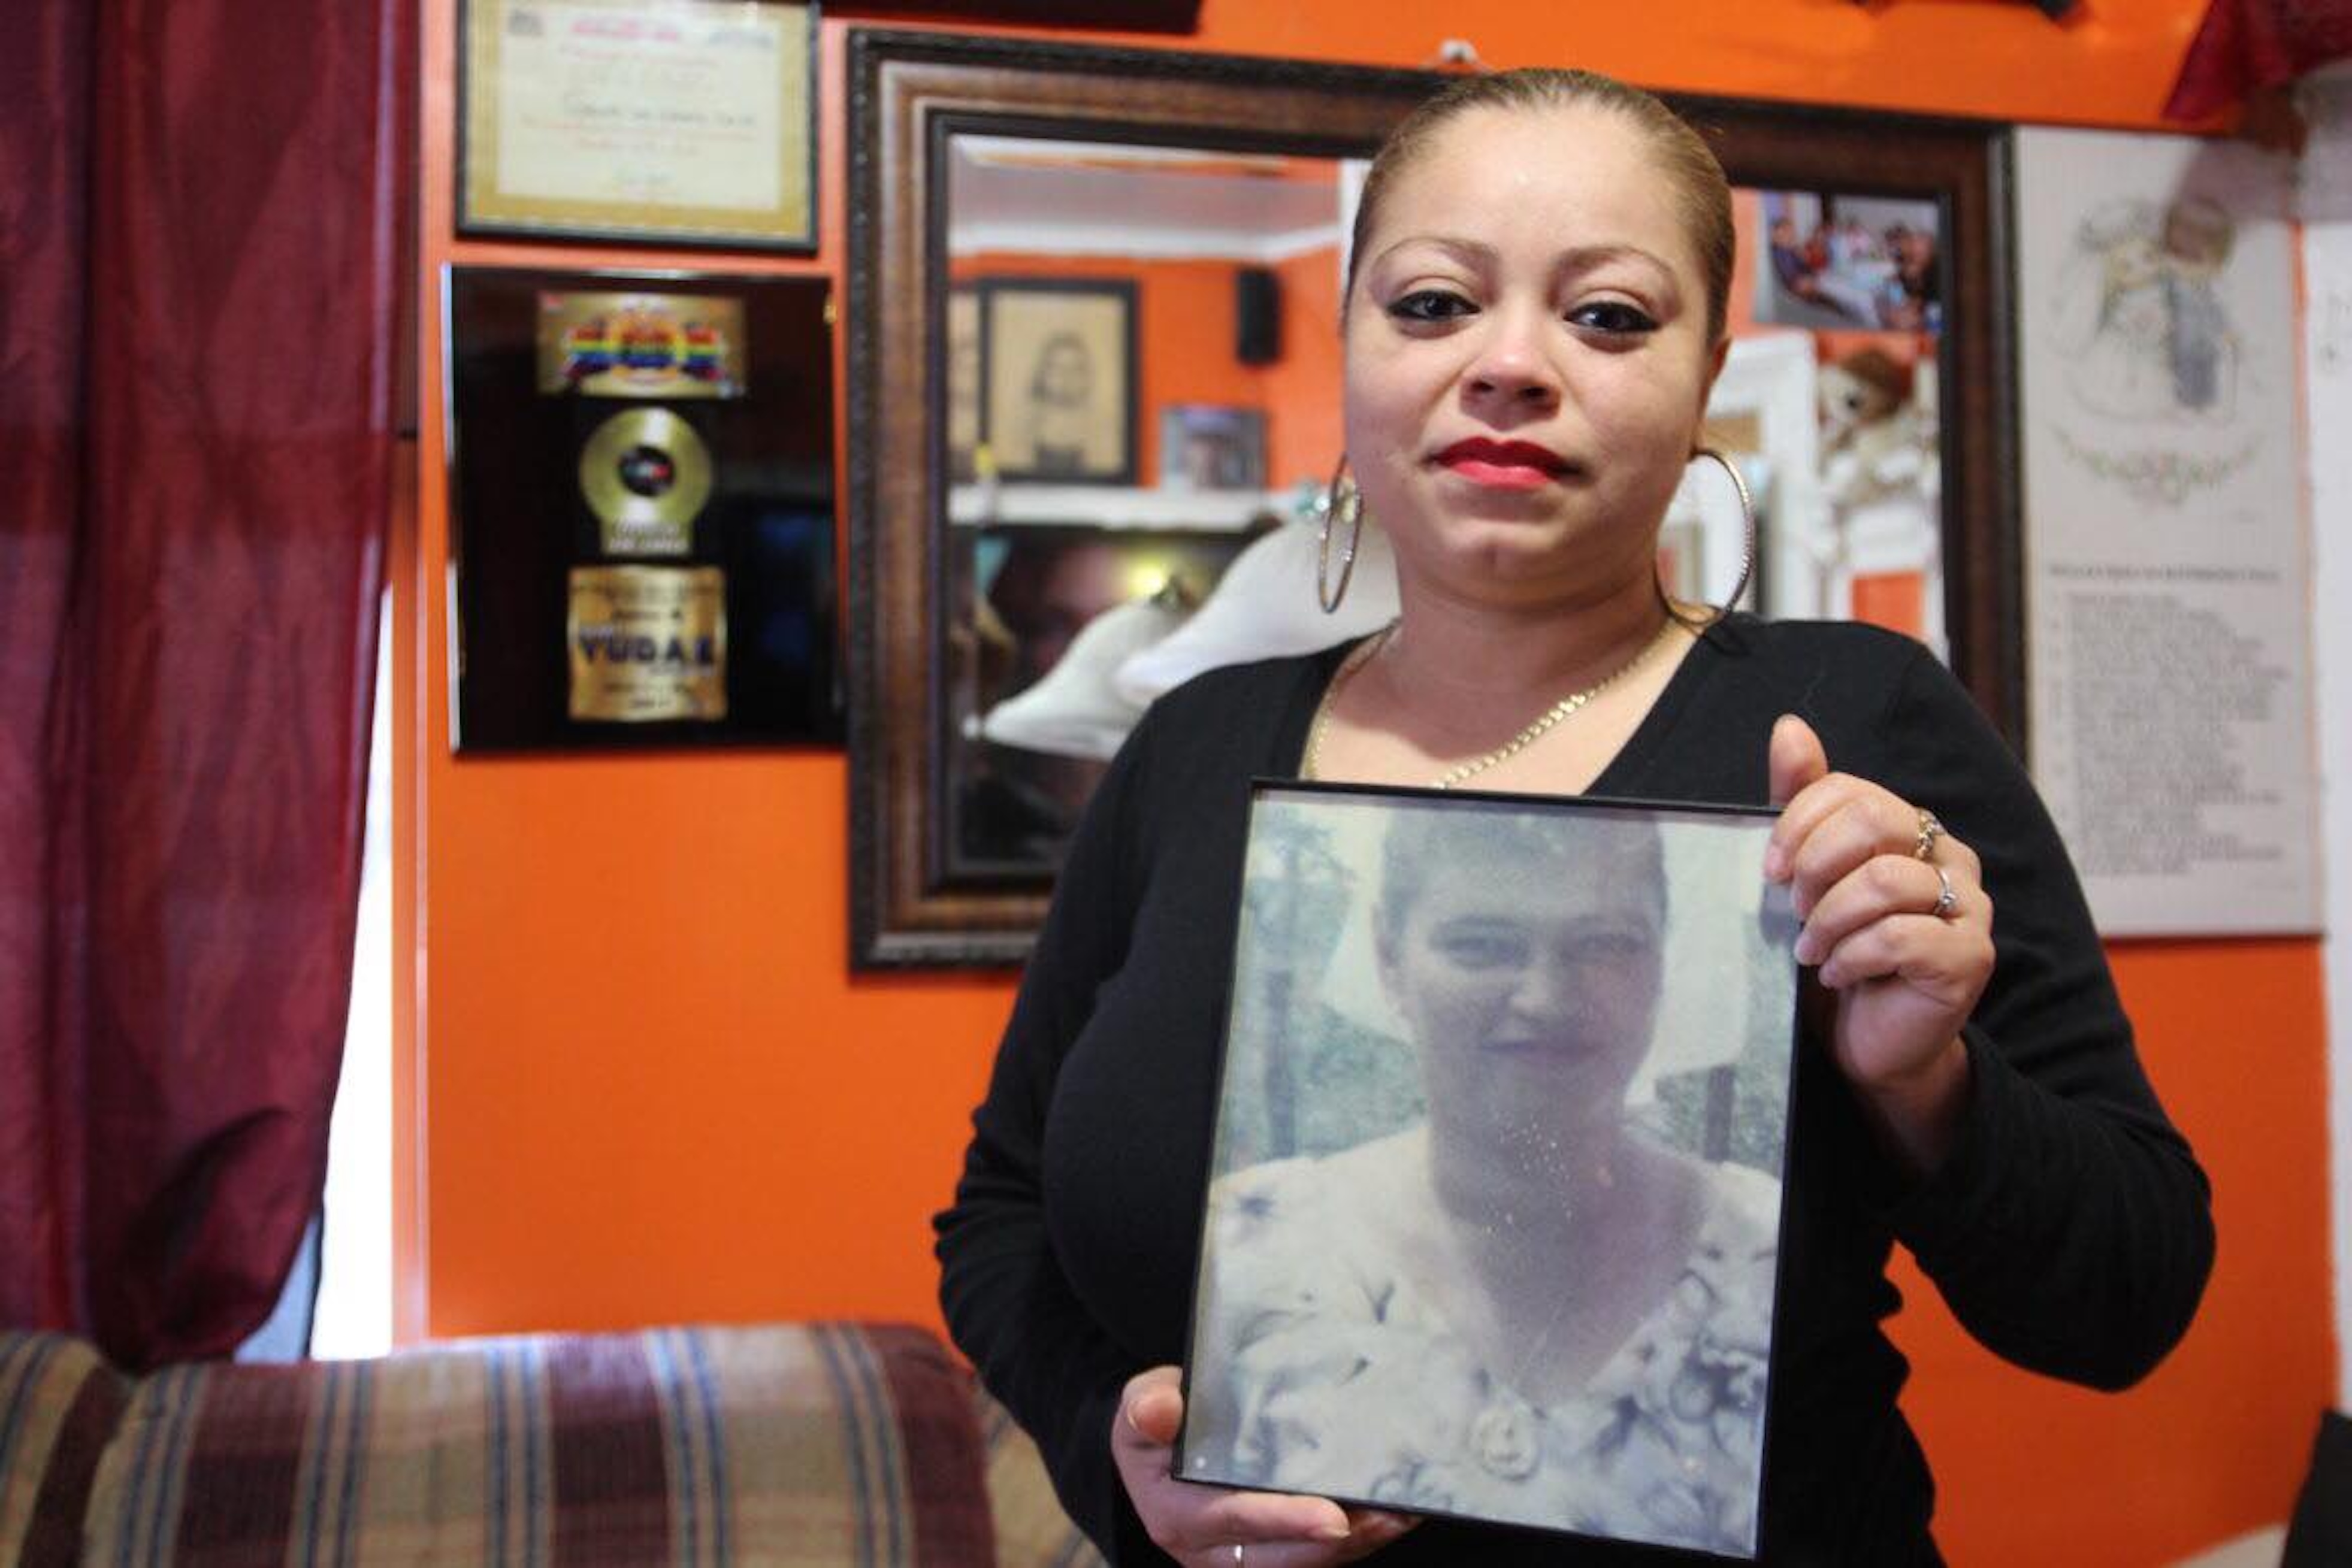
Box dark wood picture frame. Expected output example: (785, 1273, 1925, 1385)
(845, 28, 2021, 968)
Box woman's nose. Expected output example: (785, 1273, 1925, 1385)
(1505, 959, 1582, 1022)
(1463, 306, 1562, 408)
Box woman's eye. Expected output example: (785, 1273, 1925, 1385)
(1433, 930, 1529, 970)
(1567, 299, 1658, 335)
(1569, 933, 1650, 965)
(1387, 289, 1475, 323)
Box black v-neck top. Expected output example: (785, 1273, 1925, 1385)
(935, 615, 2212, 1565)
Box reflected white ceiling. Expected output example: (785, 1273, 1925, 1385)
(947, 135, 1350, 262)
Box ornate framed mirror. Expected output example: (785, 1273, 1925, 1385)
(845, 28, 2018, 967)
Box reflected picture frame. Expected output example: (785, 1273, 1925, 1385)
(977, 278, 1139, 484)
(458, 0, 821, 251)
(844, 28, 2021, 968)
(1160, 404, 1269, 491)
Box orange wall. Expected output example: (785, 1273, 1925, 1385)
(400, 2, 2331, 1563)
(1265, 244, 1345, 488)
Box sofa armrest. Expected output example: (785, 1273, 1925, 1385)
(73, 1321, 991, 1565)
(0, 1331, 129, 1568)
(975, 1387, 1108, 1568)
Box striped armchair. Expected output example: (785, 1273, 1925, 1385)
(0, 1324, 1105, 1567)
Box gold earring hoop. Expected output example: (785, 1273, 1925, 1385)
(1316, 455, 1365, 614)
(1682, 447, 1757, 620)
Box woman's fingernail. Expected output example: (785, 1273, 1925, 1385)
(1763, 844, 1786, 880)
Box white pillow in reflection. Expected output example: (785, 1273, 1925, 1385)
(977, 595, 1190, 761)
(1112, 519, 1400, 705)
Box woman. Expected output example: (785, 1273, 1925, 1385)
(936, 68, 2212, 1565)
(1184, 806, 1784, 1557)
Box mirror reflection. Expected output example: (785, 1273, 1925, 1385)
(939, 134, 1946, 876)
(942, 137, 1359, 872)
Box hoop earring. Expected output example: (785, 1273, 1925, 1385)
(1316, 455, 1365, 614)
(1680, 447, 1757, 621)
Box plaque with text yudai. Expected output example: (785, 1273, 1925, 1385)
(445, 265, 842, 753)
(567, 565, 727, 721)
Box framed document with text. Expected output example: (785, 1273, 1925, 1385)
(459, 0, 818, 251)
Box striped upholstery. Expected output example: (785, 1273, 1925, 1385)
(9, 1322, 1001, 1566)
(975, 1395, 1106, 1568)
(0, 1331, 129, 1567)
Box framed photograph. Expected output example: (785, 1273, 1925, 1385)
(458, 0, 819, 251)
(980, 280, 1138, 484)
(1753, 190, 1942, 335)
(1159, 404, 1267, 490)
(1177, 783, 1800, 1558)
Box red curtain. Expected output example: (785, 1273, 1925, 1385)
(1, 0, 411, 1369)
(2166, 0, 2352, 120)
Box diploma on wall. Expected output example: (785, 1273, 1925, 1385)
(460, 0, 818, 251)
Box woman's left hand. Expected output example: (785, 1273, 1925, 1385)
(1764, 715, 1994, 1173)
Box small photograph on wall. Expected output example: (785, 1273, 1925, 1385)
(981, 280, 1138, 483)
(1754, 191, 1942, 335)
(1177, 783, 1800, 1559)
(1159, 404, 1268, 491)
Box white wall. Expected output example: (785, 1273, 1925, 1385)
(2300, 65, 2352, 1412)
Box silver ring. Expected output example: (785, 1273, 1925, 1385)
(1932, 865, 1959, 919)
(1913, 808, 1944, 862)
(1232, 1546, 1246, 1566)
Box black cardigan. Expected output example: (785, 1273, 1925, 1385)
(935, 616, 2214, 1564)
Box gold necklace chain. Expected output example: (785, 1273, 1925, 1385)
(1302, 616, 1681, 789)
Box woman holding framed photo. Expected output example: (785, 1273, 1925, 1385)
(936, 67, 2212, 1565)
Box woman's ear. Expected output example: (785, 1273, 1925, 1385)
(1695, 334, 1733, 428)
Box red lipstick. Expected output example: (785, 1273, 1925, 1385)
(1434, 437, 1570, 489)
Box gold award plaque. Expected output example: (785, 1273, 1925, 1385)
(537, 291, 749, 399)
(578, 405, 714, 556)
(567, 565, 728, 721)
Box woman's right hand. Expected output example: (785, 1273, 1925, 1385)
(1114, 1367, 1418, 1566)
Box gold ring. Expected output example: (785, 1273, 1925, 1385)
(1913, 808, 1944, 862)
(1933, 865, 1959, 919)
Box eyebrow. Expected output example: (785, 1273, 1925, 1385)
(1367, 235, 1684, 302)
(1429, 912, 1656, 936)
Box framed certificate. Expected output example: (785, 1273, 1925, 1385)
(459, 0, 819, 251)
(1177, 782, 1800, 1558)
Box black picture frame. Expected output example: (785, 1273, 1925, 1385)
(1175, 780, 1800, 1558)
(442, 263, 843, 752)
